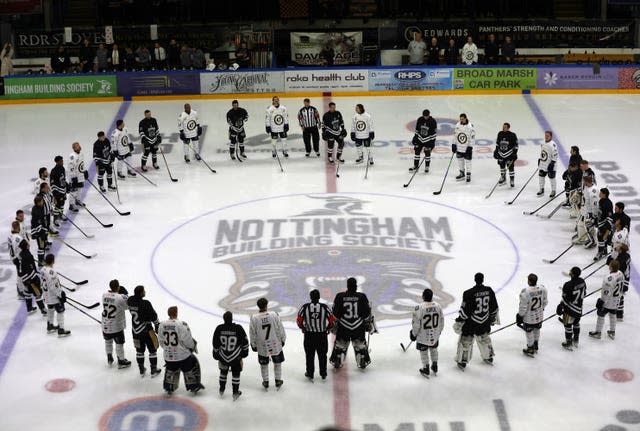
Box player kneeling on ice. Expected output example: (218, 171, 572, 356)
(330, 277, 373, 370)
(517, 274, 548, 357)
(213, 311, 249, 400)
(158, 306, 204, 394)
(250, 298, 286, 390)
(410, 288, 443, 378)
(102, 280, 131, 369)
(589, 260, 625, 341)
(453, 273, 499, 370)
(453, 113, 475, 183)
(41, 254, 70, 337)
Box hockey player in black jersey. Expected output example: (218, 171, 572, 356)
(212, 311, 249, 400)
(556, 267, 586, 350)
(493, 122, 518, 187)
(562, 162, 582, 208)
(594, 188, 614, 260)
(409, 109, 437, 173)
(330, 277, 373, 369)
(127, 285, 161, 377)
(93, 131, 115, 193)
(138, 110, 161, 171)
(453, 273, 499, 370)
(18, 240, 46, 315)
(50, 155, 67, 227)
(31, 195, 49, 263)
(322, 102, 347, 164)
(226, 100, 249, 160)
(613, 202, 631, 231)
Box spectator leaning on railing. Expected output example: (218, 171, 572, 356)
(427, 37, 440, 66)
(408, 31, 426, 65)
(461, 36, 478, 65)
(96, 43, 109, 72)
(79, 38, 93, 73)
(1, 42, 14, 76)
(444, 38, 458, 65)
(501, 36, 516, 64)
(484, 33, 499, 65)
(51, 46, 71, 74)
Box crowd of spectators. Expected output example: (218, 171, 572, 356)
(407, 33, 516, 65)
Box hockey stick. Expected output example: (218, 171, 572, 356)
(490, 321, 518, 335)
(485, 160, 514, 199)
(336, 159, 341, 178)
(523, 191, 564, 215)
(403, 156, 426, 188)
(80, 203, 113, 228)
(60, 283, 76, 292)
(66, 301, 101, 324)
(121, 158, 158, 187)
(538, 201, 564, 219)
(66, 296, 100, 309)
(563, 258, 608, 277)
(273, 144, 284, 173)
(113, 165, 122, 204)
(506, 166, 538, 205)
(58, 272, 88, 285)
(542, 233, 587, 264)
(52, 236, 97, 259)
(87, 179, 131, 216)
(584, 262, 608, 281)
(364, 147, 372, 180)
(234, 141, 244, 163)
(65, 216, 95, 239)
(400, 340, 414, 352)
(189, 143, 217, 173)
(159, 147, 178, 182)
(433, 153, 455, 195)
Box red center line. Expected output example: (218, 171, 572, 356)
(323, 91, 350, 430)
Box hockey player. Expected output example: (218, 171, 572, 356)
(609, 219, 630, 259)
(49, 155, 67, 227)
(41, 254, 70, 336)
(8, 221, 24, 299)
(226, 100, 249, 160)
(265, 96, 289, 158)
(452, 113, 475, 183)
(410, 288, 444, 378)
(409, 109, 437, 173)
(33, 167, 49, 195)
(18, 240, 46, 315)
(31, 194, 49, 263)
(297, 289, 336, 381)
(613, 202, 631, 231)
(15, 210, 30, 242)
(93, 131, 116, 192)
(493, 122, 518, 187)
(562, 162, 582, 209)
(537, 131, 558, 197)
(127, 285, 161, 377)
(612, 244, 630, 321)
(569, 145, 582, 167)
(322, 102, 347, 164)
(298, 98, 321, 157)
(178, 103, 202, 163)
(36, 182, 56, 237)
(516, 274, 548, 357)
(453, 273, 499, 370)
(557, 267, 587, 350)
(138, 109, 161, 171)
(579, 176, 599, 248)
(250, 297, 286, 390)
(68, 142, 88, 212)
(594, 188, 614, 260)
(580, 160, 596, 186)
(330, 277, 372, 369)
(590, 260, 625, 340)
(158, 306, 205, 394)
(102, 279, 131, 369)
(351, 104, 375, 165)
(212, 311, 249, 400)
(111, 119, 136, 179)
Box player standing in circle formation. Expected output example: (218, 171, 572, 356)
(212, 311, 249, 400)
(111, 120, 136, 179)
(68, 142, 88, 212)
(178, 103, 202, 163)
(250, 297, 286, 390)
(493, 122, 518, 187)
(351, 104, 375, 165)
(265, 96, 289, 159)
(322, 102, 347, 164)
(410, 288, 443, 377)
(516, 274, 548, 357)
(226, 100, 249, 160)
(409, 109, 437, 173)
(138, 109, 162, 171)
(537, 130, 558, 197)
(453, 113, 475, 183)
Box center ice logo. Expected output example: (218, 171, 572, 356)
(99, 396, 207, 431)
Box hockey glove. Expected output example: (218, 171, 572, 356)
(110, 151, 117, 163)
(369, 131, 375, 140)
(596, 298, 604, 311)
(512, 150, 518, 160)
(284, 124, 289, 133)
(128, 143, 134, 152)
(409, 330, 416, 342)
(59, 290, 67, 303)
(350, 132, 356, 141)
(179, 130, 186, 142)
(340, 128, 347, 138)
(83, 171, 89, 180)
(451, 143, 457, 153)
(516, 314, 524, 325)
(197, 125, 202, 136)
(453, 320, 463, 335)
(493, 148, 499, 159)
(156, 135, 162, 144)
(556, 303, 564, 316)
(212, 350, 221, 361)
(265, 126, 271, 134)
(154, 321, 159, 333)
(118, 285, 128, 295)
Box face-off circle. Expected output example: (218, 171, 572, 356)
(44, 378, 76, 393)
(603, 368, 634, 383)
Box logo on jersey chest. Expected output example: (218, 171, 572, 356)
(273, 114, 284, 126)
(355, 120, 366, 132)
(456, 132, 468, 144)
(186, 120, 197, 131)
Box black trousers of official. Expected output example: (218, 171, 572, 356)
(304, 331, 328, 377)
(303, 127, 320, 154)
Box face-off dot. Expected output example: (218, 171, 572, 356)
(45, 378, 76, 393)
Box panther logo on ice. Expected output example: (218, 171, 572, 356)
(219, 247, 453, 321)
(293, 195, 370, 217)
(97, 79, 113, 94)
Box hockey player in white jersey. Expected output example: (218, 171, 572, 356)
(102, 279, 131, 369)
(41, 254, 70, 337)
(610, 219, 629, 256)
(178, 103, 202, 163)
(68, 142, 88, 212)
(578, 176, 599, 248)
(453, 113, 475, 182)
(32, 167, 49, 195)
(351, 104, 375, 165)
(516, 274, 548, 357)
(250, 297, 286, 390)
(8, 221, 25, 300)
(410, 288, 444, 378)
(537, 131, 559, 197)
(265, 96, 289, 158)
(111, 119, 136, 179)
(590, 260, 625, 340)
(158, 306, 205, 394)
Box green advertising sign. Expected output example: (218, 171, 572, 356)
(453, 68, 537, 90)
(1, 75, 117, 99)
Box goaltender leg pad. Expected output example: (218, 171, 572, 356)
(163, 363, 181, 393)
(182, 355, 202, 391)
(330, 338, 349, 368)
(353, 339, 370, 368)
(456, 335, 474, 364)
(476, 333, 495, 360)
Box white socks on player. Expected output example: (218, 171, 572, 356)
(57, 311, 64, 329)
(465, 159, 471, 174)
(419, 348, 438, 367)
(47, 307, 54, 325)
(274, 363, 282, 381)
(260, 364, 269, 382)
(116, 343, 125, 360)
(539, 175, 545, 191)
(105, 338, 113, 356)
(183, 143, 190, 158)
(457, 157, 465, 172)
(550, 177, 557, 193)
(596, 314, 616, 333)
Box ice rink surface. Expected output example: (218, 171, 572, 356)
(0, 92, 638, 431)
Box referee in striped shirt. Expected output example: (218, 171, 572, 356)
(297, 289, 336, 381)
(298, 98, 321, 157)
